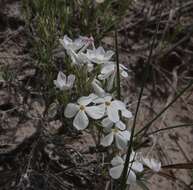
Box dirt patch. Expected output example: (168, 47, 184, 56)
(1, 0, 193, 190)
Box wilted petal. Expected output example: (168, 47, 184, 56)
(64, 103, 79, 118)
(73, 110, 89, 130)
(102, 117, 113, 128)
(85, 104, 105, 119)
(115, 120, 126, 130)
(126, 170, 136, 184)
(100, 132, 114, 147)
(109, 165, 124, 179)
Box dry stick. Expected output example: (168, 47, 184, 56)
(135, 80, 193, 137)
(162, 163, 193, 170)
(118, 1, 193, 34)
(147, 123, 193, 136)
(154, 25, 193, 59)
(157, 171, 192, 190)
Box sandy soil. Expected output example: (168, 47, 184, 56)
(0, 0, 193, 190)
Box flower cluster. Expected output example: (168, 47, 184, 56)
(54, 35, 161, 187)
(109, 152, 161, 185)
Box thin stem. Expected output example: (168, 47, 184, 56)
(119, 16, 158, 189)
(135, 80, 193, 137)
(147, 123, 193, 136)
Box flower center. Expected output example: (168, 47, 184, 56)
(105, 101, 111, 106)
(112, 128, 118, 133)
(80, 105, 85, 111)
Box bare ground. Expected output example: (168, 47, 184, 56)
(0, 0, 193, 190)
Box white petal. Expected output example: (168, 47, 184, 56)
(115, 120, 126, 130)
(93, 97, 105, 104)
(105, 50, 115, 59)
(122, 109, 132, 119)
(107, 74, 115, 91)
(58, 71, 66, 81)
(120, 64, 128, 70)
(60, 35, 72, 50)
(92, 79, 105, 97)
(85, 104, 105, 119)
(67, 74, 75, 88)
(101, 64, 114, 75)
(100, 132, 114, 147)
(111, 156, 124, 166)
(54, 71, 66, 90)
(111, 100, 126, 110)
(104, 95, 112, 102)
(126, 170, 136, 184)
(121, 70, 128, 78)
(131, 161, 144, 172)
(73, 110, 89, 130)
(102, 117, 113, 128)
(78, 96, 93, 106)
(115, 133, 128, 150)
(109, 165, 124, 179)
(107, 105, 119, 123)
(87, 62, 94, 72)
(64, 103, 79, 118)
(142, 157, 161, 172)
(96, 46, 105, 55)
(121, 130, 131, 140)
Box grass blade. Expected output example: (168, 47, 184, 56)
(135, 80, 193, 137)
(147, 123, 193, 136)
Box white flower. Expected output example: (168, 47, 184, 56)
(59, 35, 93, 52)
(102, 117, 126, 130)
(68, 49, 88, 65)
(84, 46, 114, 64)
(100, 127, 130, 150)
(98, 63, 128, 91)
(141, 157, 161, 172)
(93, 95, 132, 123)
(54, 72, 75, 90)
(64, 96, 105, 130)
(59, 35, 86, 52)
(109, 153, 143, 185)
